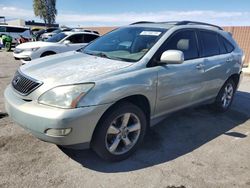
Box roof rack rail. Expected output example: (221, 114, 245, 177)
(176, 21, 223, 30)
(130, 21, 155, 25)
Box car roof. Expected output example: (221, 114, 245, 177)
(128, 21, 223, 31)
(63, 31, 100, 36)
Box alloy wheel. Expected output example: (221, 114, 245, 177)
(105, 113, 141, 155)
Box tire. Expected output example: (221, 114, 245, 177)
(5, 42, 11, 52)
(213, 79, 236, 112)
(91, 102, 147, 162)
(40, 51, 56, 57)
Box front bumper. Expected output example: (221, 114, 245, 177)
(13, 51, 32, 61)
(4, 86, 111, 148)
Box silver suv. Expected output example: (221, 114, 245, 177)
(4, 21, 244, 161)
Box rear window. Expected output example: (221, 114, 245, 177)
(46, 32, 67, 42)
(200, 31, 220, 57)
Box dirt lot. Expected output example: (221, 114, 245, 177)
(0, 51, 250, 188)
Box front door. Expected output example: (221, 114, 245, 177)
(153, 29, 206, 117)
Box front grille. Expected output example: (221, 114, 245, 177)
(11, 71, 42, 96)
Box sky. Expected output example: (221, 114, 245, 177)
(1, 0, 250, 27)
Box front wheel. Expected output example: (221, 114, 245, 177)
(91, 102, 147, 161)
(213, 79, 236, 112)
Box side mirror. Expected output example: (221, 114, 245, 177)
(160, 50, 184, 64)
(63, 40, 71, 45)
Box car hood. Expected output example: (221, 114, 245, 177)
(20, 51, 133, 86)
(16, 41, 55, 49)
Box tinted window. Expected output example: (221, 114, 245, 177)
(46, 28, 57, 32)
(6, 27, 28, 33)
(84, 34, 99, 43)
(222, 37, 234, 53)
(46, 33, 67, 42)
(200, 31, 220, 57)
(162, 30, 199, 60)
(67, 34, 85, 43)
(218, 35, 227, 54)
(0, 26, 6, 32)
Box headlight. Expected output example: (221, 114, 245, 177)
(24, 47, 40, 52)
(38, 84, 94, 108)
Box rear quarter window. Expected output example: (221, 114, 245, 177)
(223, 37, 234, 53)
(217, 35, 227, 54)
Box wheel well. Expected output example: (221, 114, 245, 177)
(40, 51, 56, 57)
(228, 73, 240, 86)
(92, 95, 151, 140)
(117, 95, 151, 123)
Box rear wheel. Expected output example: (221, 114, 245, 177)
(92, 102, 147, 161)
(213, 79, 236, 112)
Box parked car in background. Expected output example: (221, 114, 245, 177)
(72, 28, 100, 35)
(5, 21, 243, 161)
(40, 28, 72, 41)
(34, 27, 58, 41)
(0, 25, 30, 44)
(13, 31, 99, 62)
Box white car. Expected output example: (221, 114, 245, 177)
(13, 31, 99, 62)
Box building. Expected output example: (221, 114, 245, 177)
(0, 16, 6, 25)
(6, 19, 59, 29)
(223, 26, 250, 67)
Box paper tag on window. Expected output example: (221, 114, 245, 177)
(140, 31, 162, 36)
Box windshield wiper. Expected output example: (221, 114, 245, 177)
(85, 51, 118, 60)
(84, 51, 136, 62)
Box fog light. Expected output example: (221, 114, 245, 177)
(45, 128, 72, 137)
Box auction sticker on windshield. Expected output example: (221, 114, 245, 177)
(140, 31, 162, 36)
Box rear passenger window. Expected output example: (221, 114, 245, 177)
(84, 34, 99, 43)
(67, 34, 85, 43)
(200, 31, 220, 57)
(162, 30, 199, 60)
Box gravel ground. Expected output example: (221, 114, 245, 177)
(0, 51, 250, 188)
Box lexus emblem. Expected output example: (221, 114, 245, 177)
(13, 76, 21, 85)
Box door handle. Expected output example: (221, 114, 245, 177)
(226, 58, 233, 63)
(196, 63, 205, 70)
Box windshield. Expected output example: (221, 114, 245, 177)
(52, 29, 62, 34)
(83, 27, 166, 62)
(46, 32, 67, 42)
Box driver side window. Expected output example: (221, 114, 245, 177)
(161, 30, 199, 61)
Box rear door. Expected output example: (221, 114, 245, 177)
(197, 30, 233, 98)
(154, 29, 206, 117)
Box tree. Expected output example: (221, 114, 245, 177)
(33, 0, 57, 26)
